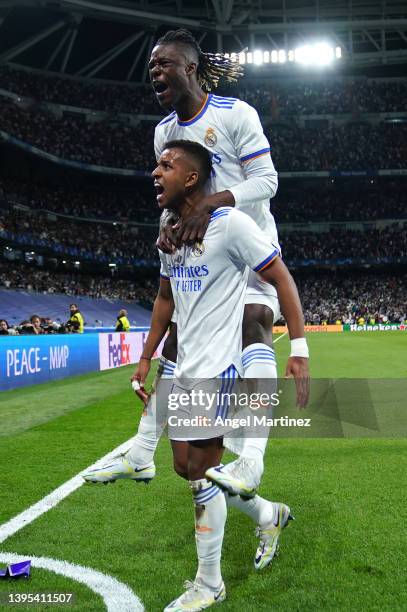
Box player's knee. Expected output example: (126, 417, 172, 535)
(243, 304, 274, 347)
(173, 457, 188, 480)
(187, 456, 212, 481)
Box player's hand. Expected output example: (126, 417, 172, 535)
(131, 359, 151, 386)
(156, 224, 177, 254)
(284, 356, 310, 409)
(172, 211, 211, 246)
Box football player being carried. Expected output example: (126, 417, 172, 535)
(84, 29, 308, 498)
(148, 139, 309, 610)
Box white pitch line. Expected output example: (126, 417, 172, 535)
(0, 436, 136, 545)
(274, 330, 289, 343)
(0, 435, 144, 610)
(0, 553, 143, 612)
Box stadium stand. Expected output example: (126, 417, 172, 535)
(0, 69, 406, 328)
(1, 64, 406, 116)
(2, 176, 406, 223)
(1, 96, 406, 171)
(1, 203, 405, 267)
(294, 270, 407, 325)
(0, 287, 152, 330)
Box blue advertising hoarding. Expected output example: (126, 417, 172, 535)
(0, 334, 100, 391)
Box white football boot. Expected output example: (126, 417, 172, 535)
(205, 457, 261, 498)
(164, 579, 226, 611)
(82, 454, 155, 484)
(254, 502, 294, 570)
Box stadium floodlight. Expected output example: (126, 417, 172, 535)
(294, 42, 334, 66)
(253, 50, 263, 65)
(108, 263, 117, 267)
(233, 44, 341, 67)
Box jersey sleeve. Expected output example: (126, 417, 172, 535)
(229, 101, 271, 165)
(223, 100, 278, 204)
(226, 209, 280, 272)
(159, 251, 171, 280)
(154, 125, 165, 162)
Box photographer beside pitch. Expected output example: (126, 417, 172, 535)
(139, 140, 309, 611)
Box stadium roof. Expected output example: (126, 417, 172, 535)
(0, 0, 406, 81)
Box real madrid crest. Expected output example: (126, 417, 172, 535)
(204, 127, 217, 147)
(192, 241, 205, 257)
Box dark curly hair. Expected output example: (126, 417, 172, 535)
(156, 28, 244, 92)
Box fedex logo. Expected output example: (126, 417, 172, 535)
(108, 333, 130, 368)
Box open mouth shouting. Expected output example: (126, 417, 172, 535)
(152, 80, 170, 100)
(154, 181, 165, 204)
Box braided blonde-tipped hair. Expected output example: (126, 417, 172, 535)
(156, 29, 244, 91)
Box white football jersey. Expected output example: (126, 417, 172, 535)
(154, 93, 279, 248)
(160, 207, 279, 382)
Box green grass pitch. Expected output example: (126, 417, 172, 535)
(0, 332, 406, 611)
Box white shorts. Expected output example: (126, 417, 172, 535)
(167, 365, 239, 442)
(245, 269, 281, 322)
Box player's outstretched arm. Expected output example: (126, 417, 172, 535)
(259, 257, 310, 408)
(131, 278, 174, 385)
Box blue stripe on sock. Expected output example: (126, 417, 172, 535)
(194, 486, 221, 504)
(242, 349, 275, 358)
(219, 365, 237, 420)
(243, 354, 276, 364)
(242, 350, 275, 364)
(215, 370, 227, 419)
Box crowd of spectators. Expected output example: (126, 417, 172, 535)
(268, 121, 407, 172)
(2, 177, 154, 222)
(0, 65, 161, 114)
(1, 203, 406, 266)
(294, 271, 407, 325)
(2, 176, 406, 224)
(0, 260, 156, 302)
(0, 178, 407, 225)
(1, 98, 407, 172)
(0, 207, 157, 266)
(0, 261, 405, 326)
(279, 225, 406, 263)
(273, 187, 407, 223)
(1, 65, 406, 116)
(0, 98, 155, 169)
(235, 79, 407, 116)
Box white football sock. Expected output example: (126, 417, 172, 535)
(240, 343, 277, 470)
(226, 492, 276, 527)
(191, 478, 226, 590)
(126, 357, 175, 468)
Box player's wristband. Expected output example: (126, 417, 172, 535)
(140, 356, 151, 361)
(290, 338, 309, 358)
